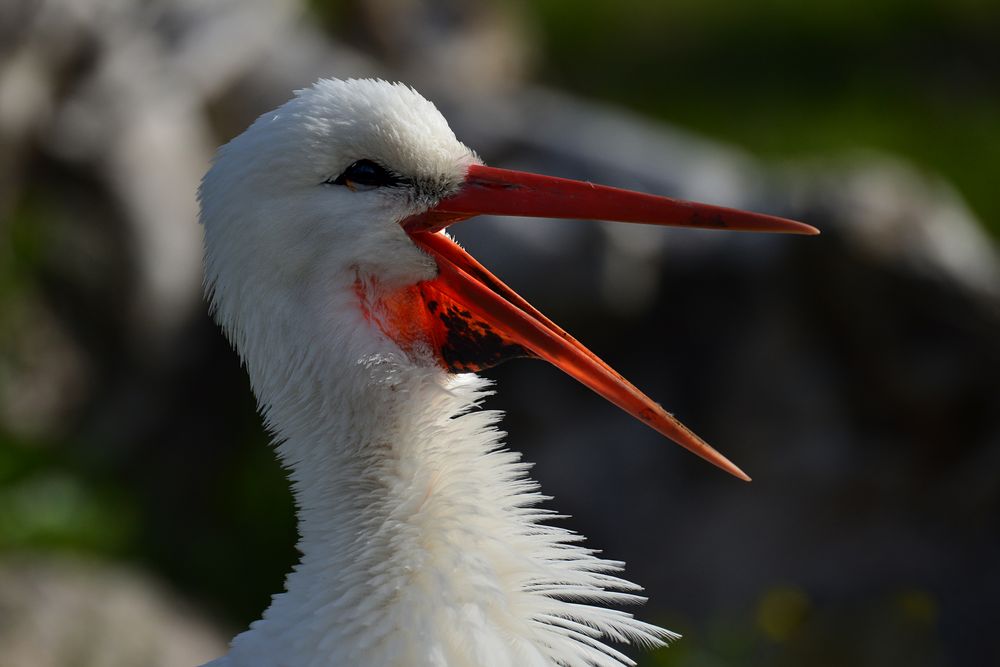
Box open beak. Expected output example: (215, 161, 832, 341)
(398, 165, 818, 482)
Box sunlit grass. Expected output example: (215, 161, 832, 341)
(532, 0, 1000, 235)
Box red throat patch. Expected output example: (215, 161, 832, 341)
(355, 276, 531, 374)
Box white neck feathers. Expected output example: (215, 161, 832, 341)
(208, 282, 674, 667)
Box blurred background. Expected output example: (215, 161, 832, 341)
(1, 0, 998, 665)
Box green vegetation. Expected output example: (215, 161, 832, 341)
(532, 0, 1000, 234)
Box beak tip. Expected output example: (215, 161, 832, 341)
(724, 461, 752, 483)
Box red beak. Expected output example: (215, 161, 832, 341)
(404, 164, 818, 236)
(392, 165, 817, 481)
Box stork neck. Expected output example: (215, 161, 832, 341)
(227, 330, 533, 664)
(216, 290, 671, 666)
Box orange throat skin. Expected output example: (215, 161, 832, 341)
(355, 273, 532, 374)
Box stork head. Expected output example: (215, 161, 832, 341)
(200, 79, 475, 297)
(200, 78, 817, 481)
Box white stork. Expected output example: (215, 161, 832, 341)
(198, 78, 816, 667)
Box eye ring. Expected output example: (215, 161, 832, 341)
(326, 159, 403, 190)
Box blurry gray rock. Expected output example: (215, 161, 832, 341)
(0, 555, 226, 667)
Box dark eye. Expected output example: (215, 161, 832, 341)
(328, 159, 402, 189)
